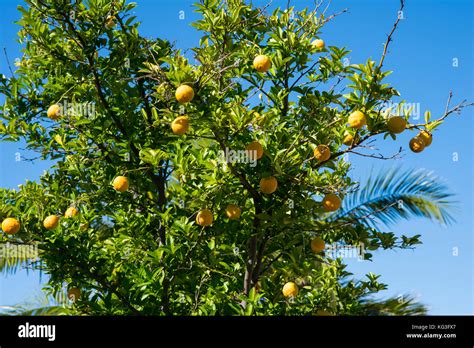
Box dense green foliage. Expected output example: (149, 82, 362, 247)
(0, 0, 457, 315)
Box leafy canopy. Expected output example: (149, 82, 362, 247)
(0, 0, 462, 315)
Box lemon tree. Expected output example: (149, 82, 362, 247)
(0, 0, 470, 315)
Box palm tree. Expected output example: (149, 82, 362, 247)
(0, 291, 73, 316)
(0, 241, 40, 276)
(358, 294, 428, 316)
(334, 167, 456, 227)
(332, 167, 456, 315)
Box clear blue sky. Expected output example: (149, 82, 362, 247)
(1, 0, 472, 314)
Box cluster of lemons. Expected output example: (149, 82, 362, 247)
(386, 115, 433, 153)
(0, 174, 126, 303)
(1, 176, 129, 235)
(170, 40, 340, 230)
(12, 36, 432, 307)
(247, 41, 433, 303)
(344, 111, 433, 153)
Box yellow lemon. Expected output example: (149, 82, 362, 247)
(282, 282, 298, 298)
(314, 144, 331, 161)
(322, 193, 341, 212)
(311, 39, 325, 50)
(418, 130, 432, 147)
(348, 111, 366, 129)
(175, 85, 195, 104)
(47, 104, 61, 120)
(196, 209, 213, 227)
(171, 116, 190, 135)
(113, 176, 129, 192)
(311, 236, 325, 253)
(409, 136, 425, 153)
(343, 132, 356, 146)
(246, 141, 264, 160)
(253, 55, 271, 73)
(259, 176, 278, 194)
(64, 207, 79, 218)
(43, 215, 59, 230)
(387, 116, 407, 134)
(1, 218, 20, 235)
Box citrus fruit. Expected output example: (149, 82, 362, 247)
(43, 215, 59, 230)
(246, 141, 264, 160)
(409, 136, 425, 153)
(348, 111, 366, 129)
(259, 176, 278, 194)
(253, 55, 271, 72)
(1, 218, 20, 235)
(196, 209, 213, 227)
(171, 116, 189, 135)
(282, 282, 298, 298)
(175, 85, 195, 104)
(322, 193, 341, 212)
(113, 176, 129, 192)
(314, 144, 331, 161)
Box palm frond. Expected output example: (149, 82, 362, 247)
(358, 294, 428, 316)
(0, 254, 33, 276)
(0, 242, 40, 276)
(333, 167, 457, 228)
(0, 291, 73, 316)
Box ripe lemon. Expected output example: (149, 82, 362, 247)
(246, 141, 264, 160)
(196, 209, 213, 227)
(387, 116, 407, 134)
(113, 176, 129, 192)
(105, 15, 116, 29)
(64, 207, 79, 218)
(171, 116, 189, 135)
(225, 204, 241, 220)
(1, 218, 20, 235)
(43, 215, 59, 230)
(311, 39, 325, 50)
(253, 55, 271, 73)
(322, 193, 341, 212)
(418, 130, 432, 147)
(311, 236, 325, 253)
(409, 136, 425, 153)
(259, 176, 278, 194)
(282, 282, 298, 298)
(67, 287, 81, 302)
(314, 144, 331, 161)
(175, 85, 195, 104)
(47, 104, 61, 120)
(348, 111, 366, 129)
(343, 132, 356, 146)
